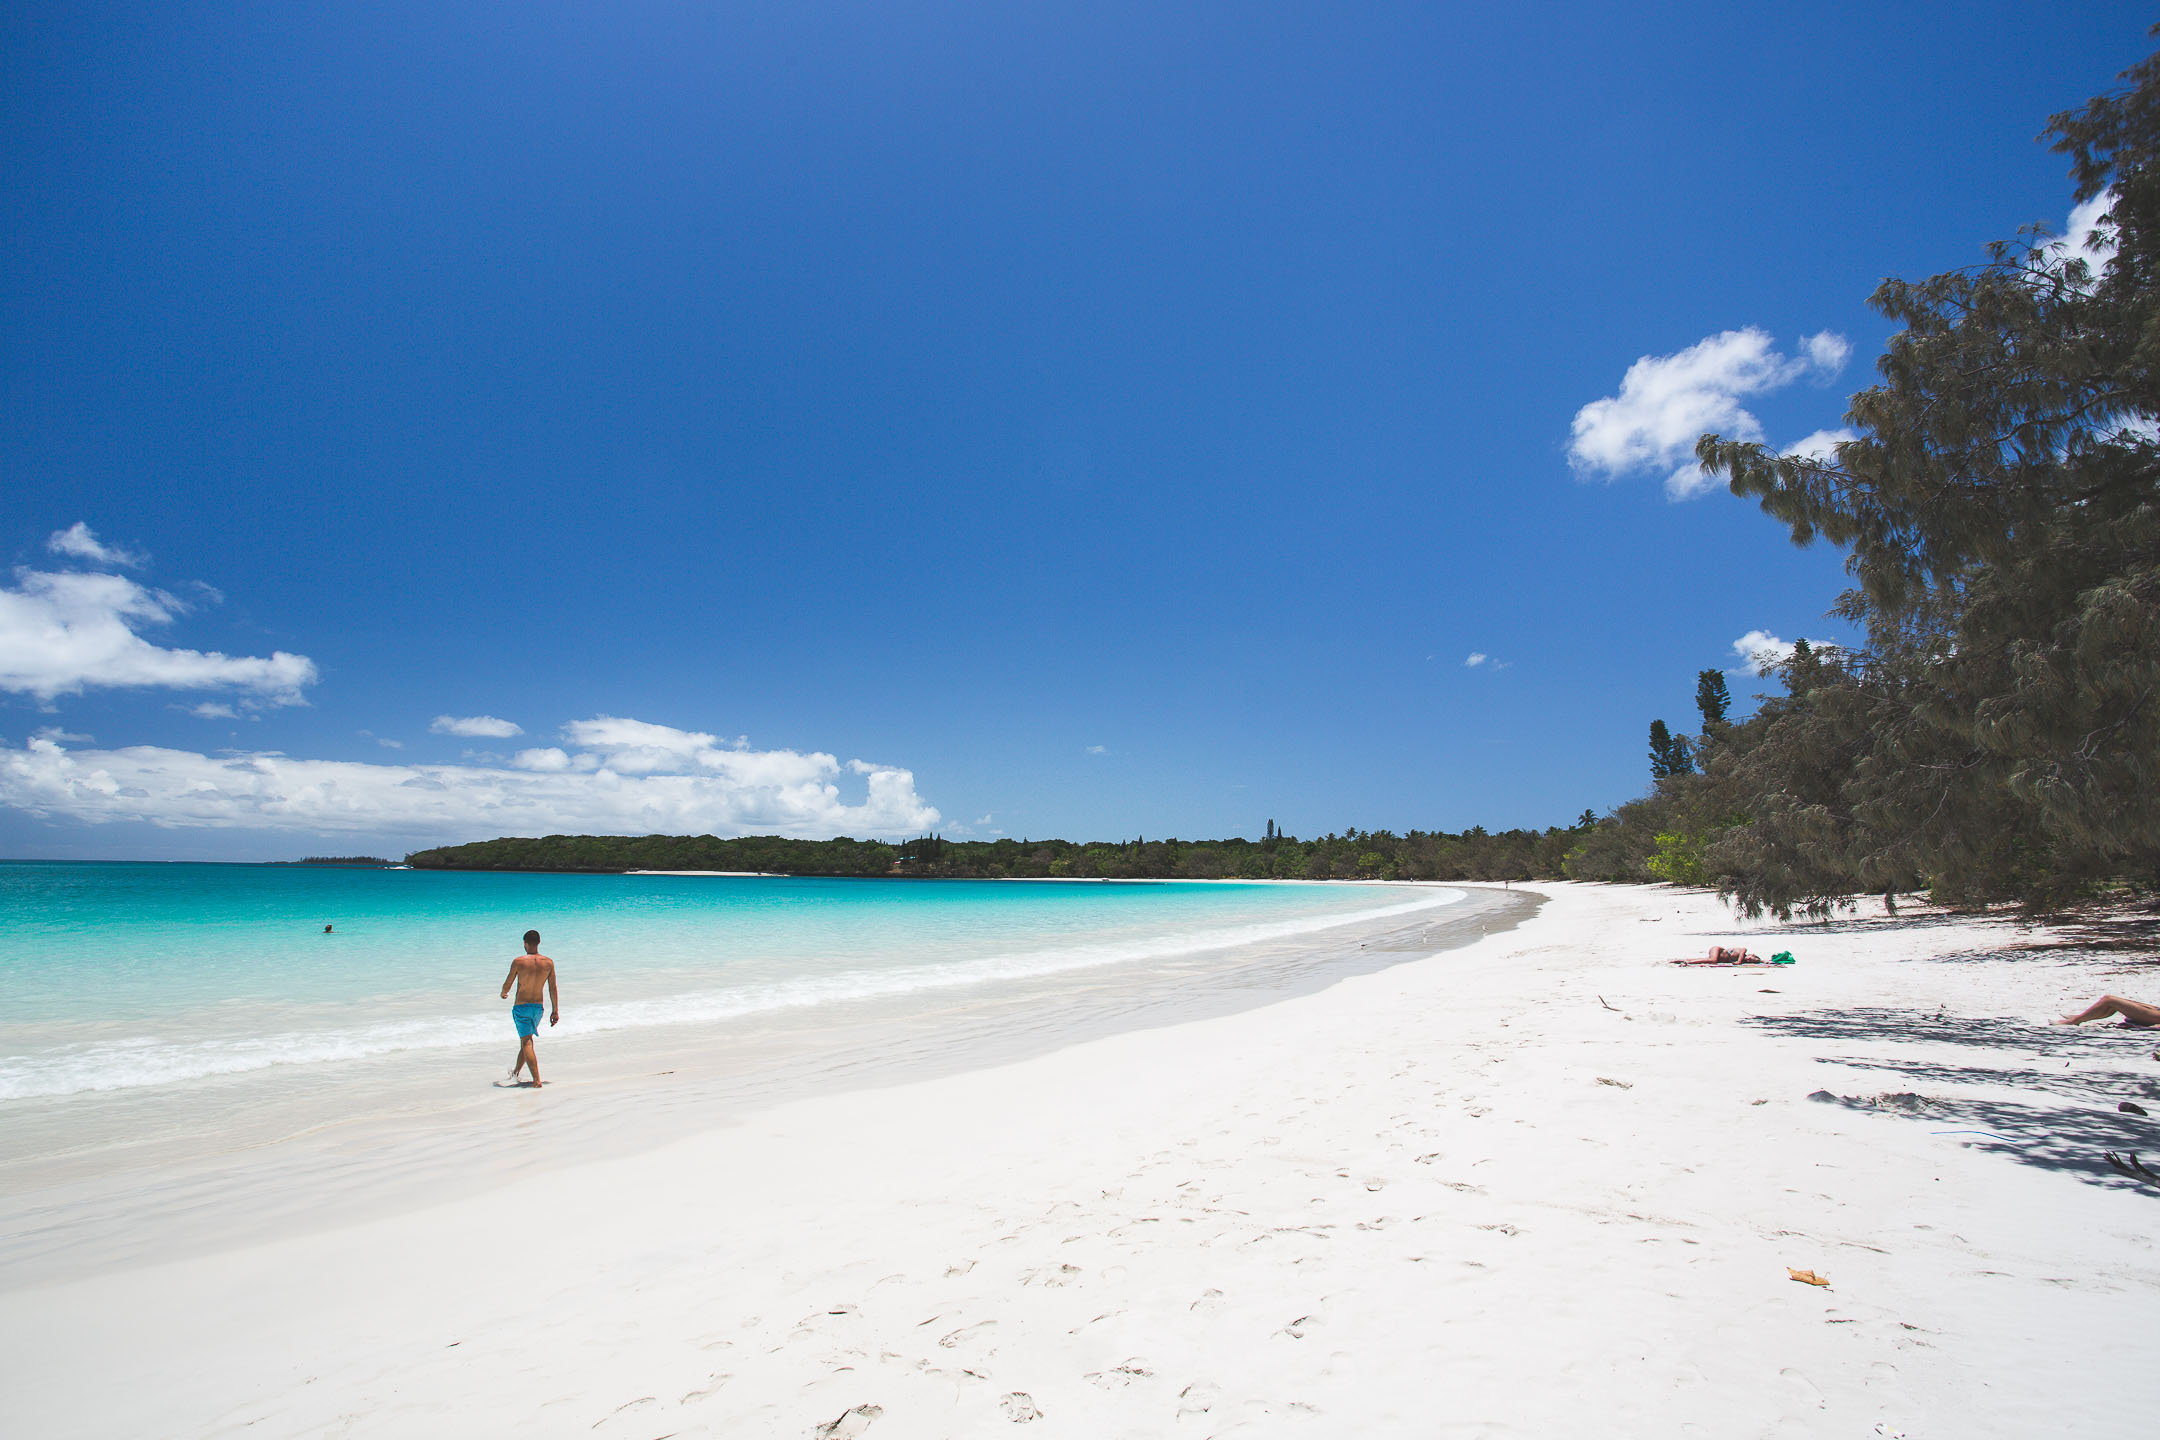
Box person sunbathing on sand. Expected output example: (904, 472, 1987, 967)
(1673, 945, 1763, 965)
(2055, 994, 2160, 1028)
(499, 929, 560, 1086)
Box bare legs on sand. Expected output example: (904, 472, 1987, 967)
(2055, 994, 2160, 1028)
(510, 1034, 543, 1086)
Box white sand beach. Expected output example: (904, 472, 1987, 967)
(4, 881, 2157, 1438)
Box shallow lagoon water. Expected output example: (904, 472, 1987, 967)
(0, 863, 1445, 1099)
(0, 862, 1530, 1283)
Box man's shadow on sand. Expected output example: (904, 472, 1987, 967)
(1746, 1006, 2160, 1192)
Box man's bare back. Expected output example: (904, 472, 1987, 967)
(504, 950, 556, 1005)
(499, 929, 560, 1086)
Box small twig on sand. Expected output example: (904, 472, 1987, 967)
(1598, 995, 1619, 1012)
(2105, 1151, 2160, 1188)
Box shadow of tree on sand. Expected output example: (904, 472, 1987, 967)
(1745, 1007, 2134, 1053)
(1812, 1091, 2160, 1189)
(1746, 1007, 2160, 1193)
(1753, 911, 2004, 937)
(1825, 1053, 2160, 1105)
(1917, 945, 2144, 967)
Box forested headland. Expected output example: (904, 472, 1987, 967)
(1565, 48, 2160, 917)
(406, 820, 1597, 882)
(274, 856, 397, 867)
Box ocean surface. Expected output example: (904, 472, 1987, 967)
(0, 863, 1458, 1102)
(0, 862, 1524, 1282)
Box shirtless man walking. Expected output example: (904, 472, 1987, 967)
(499, 929, 560, 1087)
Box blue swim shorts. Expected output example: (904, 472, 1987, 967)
(512, 1002, 545, 1038)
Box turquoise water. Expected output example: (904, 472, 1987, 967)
(0, 863, 1455, 1102)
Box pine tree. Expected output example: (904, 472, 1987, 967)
(1694, 42, 2160, 912)
(1647, 720, 1694, 779)
(1694, 669, 1732, 735)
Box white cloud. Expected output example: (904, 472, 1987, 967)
(0, 721, 941, 843)
(187, 703, 238, 720)
(511, 747, 571, 771)
(1799, 333, 1851, 373)
(1569, 328, 1850, 500)
(1660, 465, 1722, 501)
(0, 569, 317, 704)
(1464, 652, 1488, 667)
(1731, 629, 1793, 675)
(2047, 190, 2117, 283)
(562, 715, 714, 773)
(1084, 744, 1107, 755)
(1731, 629, 1847, 677)
(1784, 427, 1858, 464)
(46, 523, 145, 568)
(430, 715, 523, 738)
(34, 726, 92, 743)
(376, 737, 402, 749)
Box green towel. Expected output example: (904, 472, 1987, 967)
(1770, 950, 1795, 965)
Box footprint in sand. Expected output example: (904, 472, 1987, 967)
(1189, 1288, 1225, 1312)
(813, 1402, 884, 1439)
(681, 1374, 732, 1404)
(1066, 1309, 1125, 1334)
(1780, 1367, 1826, 1410)
(591, 1396, 656, 1426)
(1084, 1359, 1154, 1389)
(1276, 1315, 1321, 1340)
(1178, 1381, 1222, 1417)
(939, 1321, 997, 1350)
(1000, 1392, 1043, 1422)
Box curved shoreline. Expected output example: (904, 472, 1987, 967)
(0, 884, 1536, 1288)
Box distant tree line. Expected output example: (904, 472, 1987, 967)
(1564, 50, 2160, 917)
(407, 818, 1601, 883)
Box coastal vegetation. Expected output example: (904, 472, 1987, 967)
(1568, 48, 2160, 917)
(407, 821, 1598, 882)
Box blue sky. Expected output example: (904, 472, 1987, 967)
(1, 2, 2149, 859)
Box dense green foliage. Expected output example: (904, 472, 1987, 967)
(1569, 45, 2160, 916)
(282, 856, 395, 866)
(408, 820, 1598, 882)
